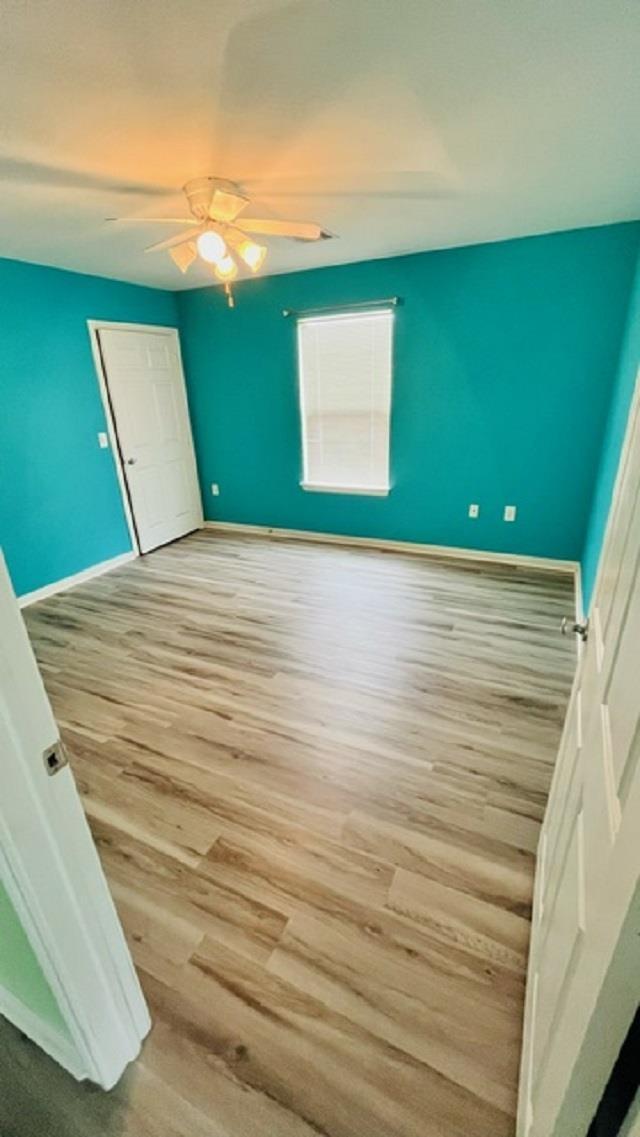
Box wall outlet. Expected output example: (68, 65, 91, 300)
(211, 483, 220, 497)
(97, 431, 109, 449)
(468, 503, 479, 519)
(504, 504, 517, 522)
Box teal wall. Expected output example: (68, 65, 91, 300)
(0, 881, 71, 1040)
(1, 224, 638, 601)
(0, 258, 178, 597)
(177, 223, 640, 561)
(581, 252, 640, 610)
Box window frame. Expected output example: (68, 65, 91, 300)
(295, 306, 395, 498)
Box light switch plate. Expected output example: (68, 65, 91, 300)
(211, 483, 220, 497)
(98, 432, 109, 449)
(468, 503, 479, 519)
(504, 505, 517, 522)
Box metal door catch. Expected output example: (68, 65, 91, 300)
(43, 741, 69, 776)
(561, 616, 589, 642)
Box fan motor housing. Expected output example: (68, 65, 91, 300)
(183, 177, 248, 222)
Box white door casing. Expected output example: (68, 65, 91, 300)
(93, 324, 203, 554)
(518, 370, 640, 1137)
(0, 550, 149, 1088)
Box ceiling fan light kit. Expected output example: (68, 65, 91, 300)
(214, 253, 238, 282)
(196, 228, 227, 264)
(225, 227, 268, 273)
(168, 241, 197, 274)
(109, 176, 332, 308)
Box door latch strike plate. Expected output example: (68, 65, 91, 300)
(42, 741, 69, 777)
(561, 616, 589, 642)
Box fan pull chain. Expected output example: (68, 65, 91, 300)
(224, 282, 235, 308)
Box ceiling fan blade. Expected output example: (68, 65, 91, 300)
(106, 217, 197, 225)
(144, 226, 204, 254)
(0, 154, 172, 196)
(239, 218, 331, 241)
(241, 170, 452, 200)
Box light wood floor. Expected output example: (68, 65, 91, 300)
(5, 532, 575, 1137)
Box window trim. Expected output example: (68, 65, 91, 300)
(296, 306, 395, 498)
(300, 482, 390, 497)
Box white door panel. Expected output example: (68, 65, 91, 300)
(98, 327, 202, 554)
(0, 553, 149, 1088)
(532, 806, 586, 1087)
(543, 689, 582, 883)
(518, 370, 640, 1137)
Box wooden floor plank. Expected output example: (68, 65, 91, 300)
(8, 530, 576, 1136)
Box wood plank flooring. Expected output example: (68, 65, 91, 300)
(4, 532, 575, 1137)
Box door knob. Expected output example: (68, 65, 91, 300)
(126, 458, 137, 466)
(561, 616, 589, 642)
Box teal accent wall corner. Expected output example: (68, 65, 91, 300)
(0, 258, 178, 597)
(0, 881, 71, 1040)
(581, 251, 640, 610)
(177, 222, 640, 561)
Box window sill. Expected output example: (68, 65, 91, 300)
(300, 482, 390, 498)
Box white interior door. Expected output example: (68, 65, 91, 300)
(97, 326, 203, 554)
(0, 550, 149, 1088)
(518, 372, 640, 1137)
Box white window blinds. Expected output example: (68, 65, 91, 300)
(297, 308, 394, 495)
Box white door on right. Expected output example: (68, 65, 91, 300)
(519, 373, 640, 1137)
(98, 327, 203, 554)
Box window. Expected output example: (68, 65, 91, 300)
(297, 308, 394, 496)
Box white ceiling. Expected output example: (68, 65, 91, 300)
(1, 0, 639, 290)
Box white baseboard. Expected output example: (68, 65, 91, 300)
(17, 551, 136, 608)
(0, 984, 87, 1081)
(202, 521, 578, 575)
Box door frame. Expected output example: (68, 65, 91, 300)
(517, 365, 640, 1135)
(583, 365, 640, 670)
(87, 320, 192, 557)
(0, 551, 150, 1088)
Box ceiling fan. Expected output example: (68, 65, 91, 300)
(108, 176, 332, 303)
